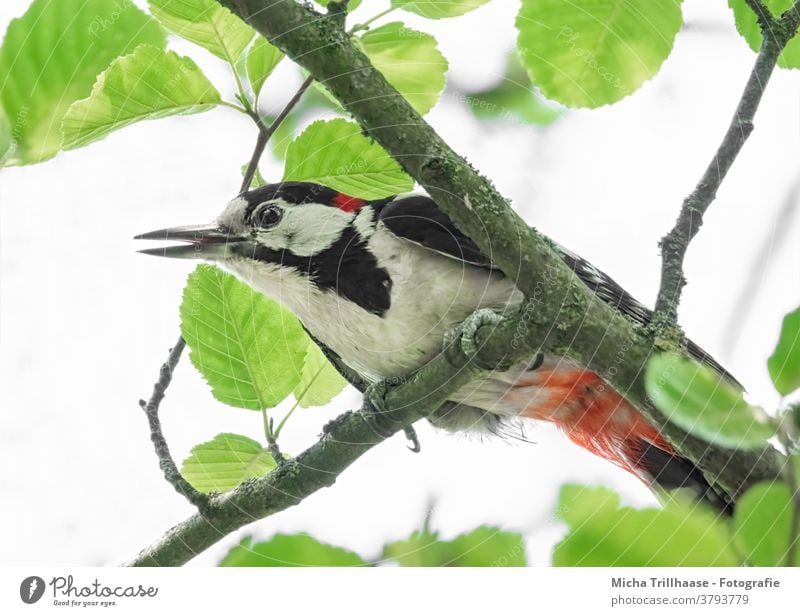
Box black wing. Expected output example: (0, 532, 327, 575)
(377, 194, 739, 385)
(556, 245, 741, 387)
(376, 195, 494, 269)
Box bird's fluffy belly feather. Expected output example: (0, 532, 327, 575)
(286, 228, 523, 379)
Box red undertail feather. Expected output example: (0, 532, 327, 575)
(510, 366, 729, 511)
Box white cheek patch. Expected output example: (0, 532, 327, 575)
(258, 203, 353, 256)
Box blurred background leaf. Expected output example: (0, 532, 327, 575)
(382, 525, 526, 566)
(767, 305, 800, 395)
(460, 52, 562, 126)
(553, 484, 740, 566)
(734, 480, 795, 566)
(221, 534, 366, 566)
(646, 353, 775, 449)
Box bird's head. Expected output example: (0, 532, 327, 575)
(135, 181, 375, 263)
(136, 181, 393, 316)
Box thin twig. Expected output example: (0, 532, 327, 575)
(745, 0, 774, 32)
(265, 417, 285, 464)
(138, 337, 210, 511)
(653, 3, 800, 328)
(240, 75, 314, 193)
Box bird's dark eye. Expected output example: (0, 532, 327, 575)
(252, 204, 283, 229)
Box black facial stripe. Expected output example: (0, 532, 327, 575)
(240, 225, 392, 316)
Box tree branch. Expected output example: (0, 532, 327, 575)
(654, 1, 800, 326)
(138, 337, 209, 511)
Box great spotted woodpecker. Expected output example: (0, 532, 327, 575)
(137, 181, 735, 510)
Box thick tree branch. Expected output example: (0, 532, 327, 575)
(128, 0, 798, 565)
(654, 2, 800, 326)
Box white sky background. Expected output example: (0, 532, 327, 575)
(0, 0, 798, 566)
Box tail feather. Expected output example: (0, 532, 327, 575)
(481, 359, 733, 513)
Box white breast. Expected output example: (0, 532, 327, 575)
(224, 225, 522, 381)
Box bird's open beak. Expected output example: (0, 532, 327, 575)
(134, 224, 243, 259)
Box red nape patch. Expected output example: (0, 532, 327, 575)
(332, 192, 366, 213)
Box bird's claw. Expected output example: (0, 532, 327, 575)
(362, 384, 421, 451)
(529, 351, 545, 371)
(446, 308, 506, 370)
(404, 425, 421, 453)
(363, 381, 395, 438)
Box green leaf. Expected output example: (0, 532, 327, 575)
(283, 118, 414, 198)
(180, 264, 307, 410)
(553, 484, 740, 566)
(294, 340, 347, 408)
(62, 46, 220, 150)
(181, 433, 275, 493)
(148, 0, 254, 63)
(383, 526, 526, 566)
(767, 306, 800, 395)
(0, 0, 165, 165)
(391, 0, 491, 19)
(246, 37, 284, 98)
(220, 535, 366, 566)
(729, 0, 800, 69)
(516, 0, 683, 108)
(358, 22, 448, 115)
(734, 481, 795, 566)
(465, 52, 562, 126)
(646, 353, 776, 449)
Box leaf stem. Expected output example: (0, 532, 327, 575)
(349, 6, 396, 35)
(274, 361, 326, 440)
(219, 100, 250, 114)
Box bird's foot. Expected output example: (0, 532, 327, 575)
(446, 308, 507, 371)
(362, 381, 395, 438)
